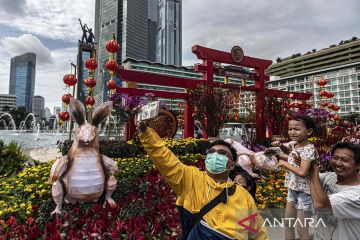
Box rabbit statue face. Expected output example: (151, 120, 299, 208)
(76, 123, 97, 145)
(68, 98, 113, 144)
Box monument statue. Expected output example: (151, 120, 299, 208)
(78, 19, 88, 44)
(86, 25, 95, 45)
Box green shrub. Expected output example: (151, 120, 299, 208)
(0, 141, 28, 177)
(57, 138, 210, 158)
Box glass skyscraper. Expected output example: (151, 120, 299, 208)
(156, 0, 182, 66)
(94, 0, 182, 104)
(9, 52, 36, 112)
(95, 0, 149, 104)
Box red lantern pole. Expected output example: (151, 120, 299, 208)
(105, 33, 120, 141)
(84, 51, 98, 121)
(68, 63, 77, 141)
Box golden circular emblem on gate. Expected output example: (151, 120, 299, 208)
(231, 46, 244, 63)
(148, 108, 178, 138)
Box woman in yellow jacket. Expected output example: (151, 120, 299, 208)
(138, 123, 269, 240)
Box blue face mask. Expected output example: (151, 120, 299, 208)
(205, 152, 229, 174)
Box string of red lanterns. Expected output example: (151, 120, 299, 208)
(59, 73, 78, 122)
(84, 55, 98, 110)
(105, 36, 120, 97)
(317, 77, 341, 121)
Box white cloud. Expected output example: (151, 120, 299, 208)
(0, 34, 77, 111)
(182, 0, 360, 63)
(0, 0, 95, 41)
(1, 34, 53, 65)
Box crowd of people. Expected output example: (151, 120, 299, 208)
(137, 114, 360, 240)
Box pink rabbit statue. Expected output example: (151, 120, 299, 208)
(49, 98, 119, 214)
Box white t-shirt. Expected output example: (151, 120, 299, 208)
(313, 172, 360, 240)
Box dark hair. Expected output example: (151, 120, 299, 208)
(230, 166, 257, 200)
(291, 115, 316, 130)
(209, 139, 237, 162)
(331, 142, 360, 164)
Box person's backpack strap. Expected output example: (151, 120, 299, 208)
(177, 184, 237, 239)
(192, 184, 237, 226)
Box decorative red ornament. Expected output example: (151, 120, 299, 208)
(105, 39, 120, 53)
(84, 58, 98, 71)
(63, 74, 77, 86)
(328, 103, 335, 110)
(58, 111, 70, 121)
(333, 114, 340, 121)
(319, 90, 327, 97)
(288, 102, 299, 108)
(105, 60, 119, 72)
(326, 92, 334, 98)
(84, 77, 97, 89)
(320, 101, 329, 107)
(84, 96, 95, 107)
(317, 78, 328, 87)
(62, 94, 72, 105)
(106, 79, 117, 90)
(334, 125, 341, 132)
(333, 105, 340, 111)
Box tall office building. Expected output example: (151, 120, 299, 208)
(33, 95, 45, 119)
(148, 0, 159, 62)
(9, 52, 36, 112)
(266, 38, 360, 115)
(156, 0, 182, 66)
(94, 0, 149, 102)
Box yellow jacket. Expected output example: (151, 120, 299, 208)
(139, 128, 269, 240)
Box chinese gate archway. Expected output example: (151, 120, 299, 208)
(116, 45, 312, 141)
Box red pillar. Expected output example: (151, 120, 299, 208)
(184, 98, 194, 138)
(255, 68, 266, 142)
(124, 116, 136, 142)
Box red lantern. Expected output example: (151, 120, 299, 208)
(105, 39, 120, 53)
(84, 77, 97, 89)
(319, 90, 327, 97)
(84, 96, 95, 107)
(63, 74, 77, 86)
(84, 58, 98, 71)
(328, 103, 335, 110)
(58, 111, 70, 121)
(106, 79, 117, 90)
(333, 105, 340, 111)
(105, 60, 119, 72)
(317, 78, 328, 87)
(320, 101, 328, 107)
(326, 92, 334, 98)
(62, 94, 72, 105)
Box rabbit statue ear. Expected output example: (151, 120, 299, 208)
(68, 98, 86, 126)
(91, 101, 113, 126)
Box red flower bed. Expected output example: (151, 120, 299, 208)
(0, 169, 185, 239)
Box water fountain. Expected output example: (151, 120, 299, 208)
(0, 112, 16, 131)
(19, 113, 36, 134)
(0, 119, 7, 130)
(34, 123, 40, 140)
(0, 112, 67, 149)
(101, 115, 117, 135)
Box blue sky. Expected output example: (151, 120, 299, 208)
(0, 0, 359, 112)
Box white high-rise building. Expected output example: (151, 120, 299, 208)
(33, 95, 45, 119)
(156, 0, 182, 66)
